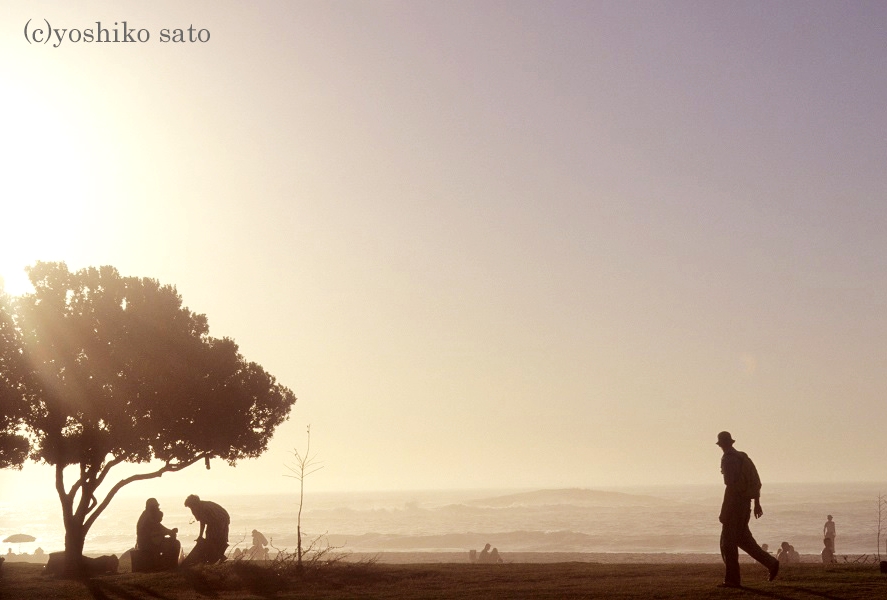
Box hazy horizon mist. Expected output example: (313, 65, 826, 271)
(3, 1, 887, 522)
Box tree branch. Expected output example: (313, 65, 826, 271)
(95, 455, 126, 488)
(83, 453, 208, 531)
(69, 473, 84, 501)
(55, 461, 66, 499)
(54, 462, 73, 526)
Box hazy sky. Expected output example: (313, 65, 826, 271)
(2, 1, 887, 501)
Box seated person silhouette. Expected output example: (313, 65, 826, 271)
(135, 498, 180, 571)
(248, 529, 269, 560)
(489, 547, 503, 564)
(776, 541, 794, 563)
(478, 543, 492, 564)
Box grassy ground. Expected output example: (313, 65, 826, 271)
(1, 560, 885, 600)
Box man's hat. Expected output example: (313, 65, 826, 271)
(716, 431, 735, 446)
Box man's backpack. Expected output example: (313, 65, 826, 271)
(737, 451, 762, 500)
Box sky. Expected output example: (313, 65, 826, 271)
(1, 1, 887, 504)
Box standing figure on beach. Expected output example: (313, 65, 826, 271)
(821, 537, 836, 564)
(823, 515, 836, 552)
(716, 431, 780, 588)
(184, 494, 230, 563)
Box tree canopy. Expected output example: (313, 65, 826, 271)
(2, 262, 297, 570)
(0, 289, 29, 469)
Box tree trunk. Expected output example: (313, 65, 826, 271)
(297, 524, 302, 568)
(63, 523, 86, 578)
(57, 473, 89, 579)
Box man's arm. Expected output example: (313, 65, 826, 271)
(749, 457, 763, 519)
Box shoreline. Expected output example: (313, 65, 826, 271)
(352, 551, 724, 564)
(301, 550, 843, 565)
(4, 549, 860, 566)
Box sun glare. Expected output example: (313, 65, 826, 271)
(1, 79, 91, 296)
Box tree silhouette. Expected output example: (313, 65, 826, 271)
(6, 262, 297, 576)
(0, 288, 29, 469)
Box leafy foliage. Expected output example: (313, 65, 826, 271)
(3, 262, 297, 570)
(0, 290, 29, 469)
(14, 262, 296, 471)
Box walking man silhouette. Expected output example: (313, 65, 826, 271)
(716, 431, 780, 588)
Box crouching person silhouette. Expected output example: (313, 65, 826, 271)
(182, 494, 230, 566)
(716, 431, 780, 588)
(134, 498, 180, 572)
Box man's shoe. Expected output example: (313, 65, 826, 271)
(718, 582, 741, 588)
(768, 561, 780, 582)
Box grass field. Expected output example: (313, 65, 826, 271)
(1, 560, 885, 599)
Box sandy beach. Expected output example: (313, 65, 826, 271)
(2, 557, 884, 600)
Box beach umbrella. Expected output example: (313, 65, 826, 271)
(3, 533, 36, 553)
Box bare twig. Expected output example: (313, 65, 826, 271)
(877, 493, 887, 562)
(283, 425, 324, 567)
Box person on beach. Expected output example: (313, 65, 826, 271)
(248, 529, 269, 560)
(823, 515, 836, 552)
(776, 542, 789, 562)
(821, 537, 836, 564)
(135, 498, 180, 571)
(716, 431, 780, 588)
(478, 543, 492, 563)
(184, 494, 230, 563)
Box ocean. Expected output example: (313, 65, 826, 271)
(2, 483, 885, 561)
